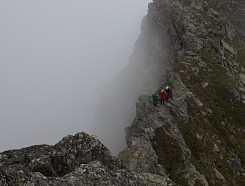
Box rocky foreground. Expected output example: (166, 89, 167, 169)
(0, 132, 173, 185)
(1, 0, 245, 185)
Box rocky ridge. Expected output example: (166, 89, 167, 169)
(119, 0, 245, 185)
(1, 0, 245, 185)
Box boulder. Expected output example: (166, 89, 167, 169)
(221, 40, 237, 54)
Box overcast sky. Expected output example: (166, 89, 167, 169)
(0, 0, 151, 152)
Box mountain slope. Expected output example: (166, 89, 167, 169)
(1, 0, 245, 185)
(119, 0, 245, 185)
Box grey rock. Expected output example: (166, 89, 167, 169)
(214, 168, 226, 182)
(221, 40, 237, 54)
(198, 61, 207, 68)
(191, 0, 203, 10)
(225, 22, 236, 40)
(119, 144, 160, 174)
(239, 73, 245, 86)
(227, 155, 242, 173)
(208, 8, 220, 17)
(213, 144, 220, 153)
(202, 82, 209, 88)
(185, 50, 196, 56)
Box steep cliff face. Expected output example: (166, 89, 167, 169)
(120, 0, 245, 185)
(1, 0, 245, 185)
(92, 4, 172, 154)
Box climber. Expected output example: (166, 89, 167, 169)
(159, 89, 166, 105)
(166, 86, 173, 101)
(151, 92, 159, 106)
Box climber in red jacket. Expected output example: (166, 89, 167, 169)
(159, 89, 166, 105)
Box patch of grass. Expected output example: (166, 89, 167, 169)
(199, 50, 215, 64)
(174, 97, 244, 186)
(151, 125, 184, 177)
(232, 34, 245, 69)
(172, 46, 245, 185)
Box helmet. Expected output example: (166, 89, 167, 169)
(166, 86, 169, 90)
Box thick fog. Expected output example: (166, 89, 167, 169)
(92, 14, 171, 155)
(0, 0, 152, 153)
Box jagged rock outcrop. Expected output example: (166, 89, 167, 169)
(1, 0, 245, 185)
(0, 132, 174, 185)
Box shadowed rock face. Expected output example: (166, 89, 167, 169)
(1, 0, 245, 185)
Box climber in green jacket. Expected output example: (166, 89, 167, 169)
(151, 92, 159, 106)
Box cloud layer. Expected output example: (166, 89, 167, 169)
(0, 0, 151, 152)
